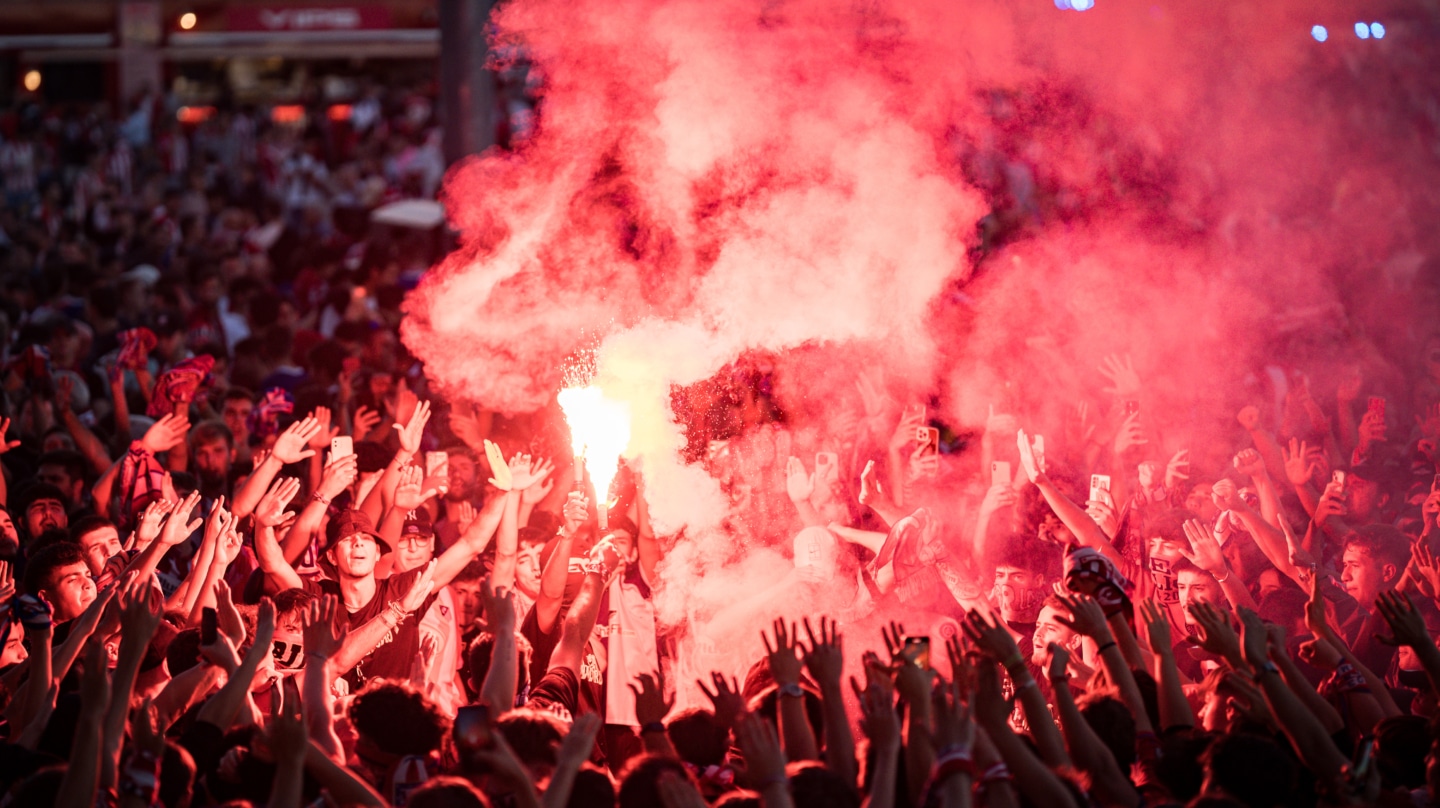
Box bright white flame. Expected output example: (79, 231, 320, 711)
(558, 386, 632, 513)
(1311, 25, 1328, 42)
(1369, 22, 1385, 39)
(179, 12, 197, 30)
(22, 70, 40, 92)
(1354, 21, 1370, 39)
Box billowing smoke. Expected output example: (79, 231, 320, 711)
(404, 0, 1440, 677)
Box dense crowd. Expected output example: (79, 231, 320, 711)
(1, 86, 1440, 808)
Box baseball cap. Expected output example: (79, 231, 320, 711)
(317, 509, 391, 577)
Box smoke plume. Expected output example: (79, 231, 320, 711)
(404, 0, 1440, 676)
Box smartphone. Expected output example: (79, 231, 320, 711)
(1332, 469, 1346, 491)
(453, 704, 494, 752)
(918, 426, 940, 457)
(903, 636, 931, 669)
(1090, 474, 1112, 503)
(1352, 735, 1375, 781)
(1032, 434, 1045, 456)
(330, 436, 354, 459)
(425, 451, 449, 480)
(991, 461, 1012, 488)
(201, 607, 218, 645)
(1368, 396, 1386, 420)
(815, 452, 838, 474)
(1124, 400, 1140, 417)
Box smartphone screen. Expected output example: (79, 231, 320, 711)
(330, 436, 354, 459)
(903, 636, 931, 669)
(425, 451, 449, 479)
(454, 705, 493, 751)
(201, 607, 218, 645)
(1090, 474, 1111, 503)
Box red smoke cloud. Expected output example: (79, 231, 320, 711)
(404, 0, 1440, 653)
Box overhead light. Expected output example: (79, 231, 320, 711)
(1369, 22, 1385, 39)
(22, 70, 40, 92)
(1311, 25, 1328, 42)
(179, 12, 197, 30)
(1354, 21, 1370, 39)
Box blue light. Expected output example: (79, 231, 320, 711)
(1354, 21, 1370, 39)
(1311, 25, 1328, 42)
(1071, 0, 1093, 10)
(1370, 22, 1385, 38)
(1054, 0, 1072, 8)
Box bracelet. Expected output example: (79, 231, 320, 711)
(312, 492, 332, 505)
(641, 721, 667, 735)
(1255, 661, 1280, 677)
(979, 762, 1012, 784)
(1096, 640, 1117, 655)
(1213, 567, 1231, 584)
(1012, 675, 1039, 693)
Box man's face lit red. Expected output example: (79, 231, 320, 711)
(1147, 534, 1187, 565)
(1177, 569, 1220, 626)
(1186, 485, 1220, 523)
(1341, 545, 1392, 610)
(446, 453, 477, 501)
(394, 533, 435, 574)
(449, 578, 483, 628)
(37, 464, 81, 504)
(77, 525, 123, 575)
(222, 398, 254, 439)
(0, 625, 27, 667)
(0, 511, 18, 554)
(328, 532, 379, 579)
(26, 498, 67, 537)
(1032, 604, 1079, 665)
(992, 565, 1044, 623)
(193, 439, 233, 485)
(515, 542, 543, 597)
(1345, 477, 1383, 523)
(45, 561, 97, 622)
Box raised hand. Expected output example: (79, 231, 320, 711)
(697, 672, 744, 729)
(1314, 479, 1348, 522)
(302, 594, 346, 661)
(1416, 402, 1440, 446)
(1046, 641, 1072, 681)
(1358, 408, 1388, 449)
(399, 560, 438, 614)
(1281, 438, 1319, 488)
(1180, 519, 1229, 577)
(352, 405, 381, 439)
(508, 453, 552, 492)
(979, 482, 1018, 517)
(1411, 541, 1440, 599)
(394, 464, 440, 511)
(1165, 449, 1191, 489)
(889, 405, 925, 453)
(134, 498, 174, 548)
(761, 618, 804, 687)
(1373, 590, 1432, 649)
(1016, 429, 1043, 482)
(203, 497, 233, 545)
(785, 456, 816, 505)
(159, 491, 203, 546)
(1187, 601, 1242, 662)
(307, 407, 340, 450)
(266, 682, 309, 760)
(1086, 490, 1118, 539)
(453, 500, 479, 534)
(801, 616, 844, 687)
(0, 418, 19, 455)
(393, 399, 431, 455)
(1098, 354, 1142, 398)
(316, 452, 358, 502)
(858, 460, 885, 507)
(1113, 411, 1148, 457)
(1236, 608, 1271, 668)
(629, 672, 674, 727)
(255, 477, 302, 528)
(271, 415, 321, 464)
(484, 439, 512, 491)
(1233, 448, 1266, 479)
(1140, 600, 1173, 653)
(481, 578, 516, 635)
(963, 609, 1023, 666)
(855, 678, 900, 751)
(733, 710, 787, 789)
(1236, 405, 1261, 432)
(519, 459, 556, 504)
(560, 491, 589, 535)
(1055, 594, 1112, 640)
(1298, 636, 1343, 671)
(141, 412, 191, 454)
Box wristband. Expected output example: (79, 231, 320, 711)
(979, 762, 1012, 785)
(1255, 661, 1280, 677)
(1096, 640, 1117, 655)
(777, 682, 805, 699)
(312, 492, 332, 505)
(999, 653, 1025, 671)
(1213, 567, 1231, 584)
(642, 722, 667, 735)
(1012, 675, 1039, 693)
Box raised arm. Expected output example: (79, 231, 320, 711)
(479, 580, 520, 711)
(253, 479, 305, 592)
(963, 610, 1071, 770)
(763, 618, 820, 763)
(801, 617, 856, 786)
(1139, 601, 1194, 730)
(232, 415, 320, 519)
(536, 492, 588, 634)
(1046, 642, 1140, 808)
